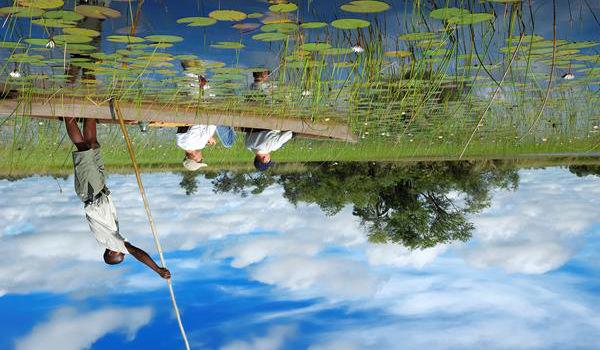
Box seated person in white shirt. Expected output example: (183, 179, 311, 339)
(244, 129, 293, 171)
(64, 117, 171, 279)
(176, 124, 217, 171)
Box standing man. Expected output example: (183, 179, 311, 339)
(245, 129, 293, 171)
(64, 117, 171, 279)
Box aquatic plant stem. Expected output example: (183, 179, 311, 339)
(459, 34, 525, 160)
(109, 99, 191, 350)
(520, 0, 557, 141)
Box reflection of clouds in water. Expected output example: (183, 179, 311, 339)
(14, 306, 153, 350)
(1, 168, 599, 349)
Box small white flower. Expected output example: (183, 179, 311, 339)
(203, 84, 211, 90)
(46, 39, 55, 49)
(9, 70, 21, 78)
(593, 125, 598, 130)
(301, 90, 311, 97)
(542, 138, 548, 142)
(352, 45, 364, 53)
(208, 93, 216, 97)
(562, 73, 575, 80)
(185, 72, 198, 79)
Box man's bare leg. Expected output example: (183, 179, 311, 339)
(83, 118, 100, 149)
(64, 117, 88, 151)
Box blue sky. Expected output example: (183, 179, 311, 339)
(0, 167, 599, 350)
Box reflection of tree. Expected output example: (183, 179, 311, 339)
(210, 161, 519, 249)
(569, 165, 600, 178)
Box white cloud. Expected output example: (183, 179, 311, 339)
(466, 168, 600, 274)
(220, 325, 296, 350)
(14, 306, 153, 350)
(366, 244, 447, 268)
(250, 255, 382, 299)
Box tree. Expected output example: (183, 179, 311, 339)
(178, 171, 200, 196)
(209, 161, 519, 249)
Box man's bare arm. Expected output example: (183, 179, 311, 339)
(125, 242, 171, 279)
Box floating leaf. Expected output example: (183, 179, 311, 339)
(384, 50, 411, 57)
(269, 3, 298, 13)
(0, 41, 26, 49)
(31, 18, 76, 27)
(24, 38, 50, 46)
(447, 13, 494, 25)
(176, 16, 216, 27)
(429, 7, 471, 20)
(75, 5, 121, 19)
(247, 12, 263, 19)
(331, 18, 370, 29)
(44, 10, 83, 21)
(301, 22, 327, 29)
(0, 6, 45, 17)
(54, 34, 93, 44)
(301, 42, 332, 51)
(399, 32, 438, 41)
(341, 1, 390, 13)
(64, 27, 101, 37)
(145, 35, 183, 43)
(261, 22, 298, 33)
(18, 0, 63, 9)
(209, 10, 247, 21)
(322, 47, 354, 55)
(252, 32, 289, 42)
(233, 22, 260, 31)
(106, 35, 145, 44)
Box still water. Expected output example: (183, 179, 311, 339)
(1, 163, 598, 350)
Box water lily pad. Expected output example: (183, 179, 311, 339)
(252, 32, 289, 42)
(145, 35, 183, 43)
(301, 42, 332, 51)
(233, 22, 261, 31)
(341, 1, 390, 13)
(261, 22, 298, 33)
(447, 13, 494, 25)
(64, 27, 101, 37)
(209, 10, 247, 21)
(24, 38, 50, 46)
(54, 34, 93, 44)
(31, 18, 76, 27)
(269, 3, 298, 13)
(301, 22, 327, 29)
(0, 6, 45, 17)
(384, 50, 411, 57)
(322, 47, 354, 55)
(248, 12, 263, 19)
(176, 16, 216, 27)
(0, 41, 26, 49)
(67, 43, 96, 51)
(210, 41, 245, 49)
(429, 7, 471, 20)
(331, 18, 370, 29)
(399, 32, 438, 41)
(149, 42, 173, 49)
(44, 10, 83, 21)
(75, 5, 121, 19)
(106, 35, 145, 43)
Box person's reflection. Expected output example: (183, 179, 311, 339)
(63, 117, 171, 279)
(244, 128, 293, 171)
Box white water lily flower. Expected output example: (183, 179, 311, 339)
(9, 70, 21, 78)
(352, 45, 364, 53)
(46, 39, 55, 49)
(562, 73, 575, 80)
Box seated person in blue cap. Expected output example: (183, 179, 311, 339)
(245, 129, 293, 171)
